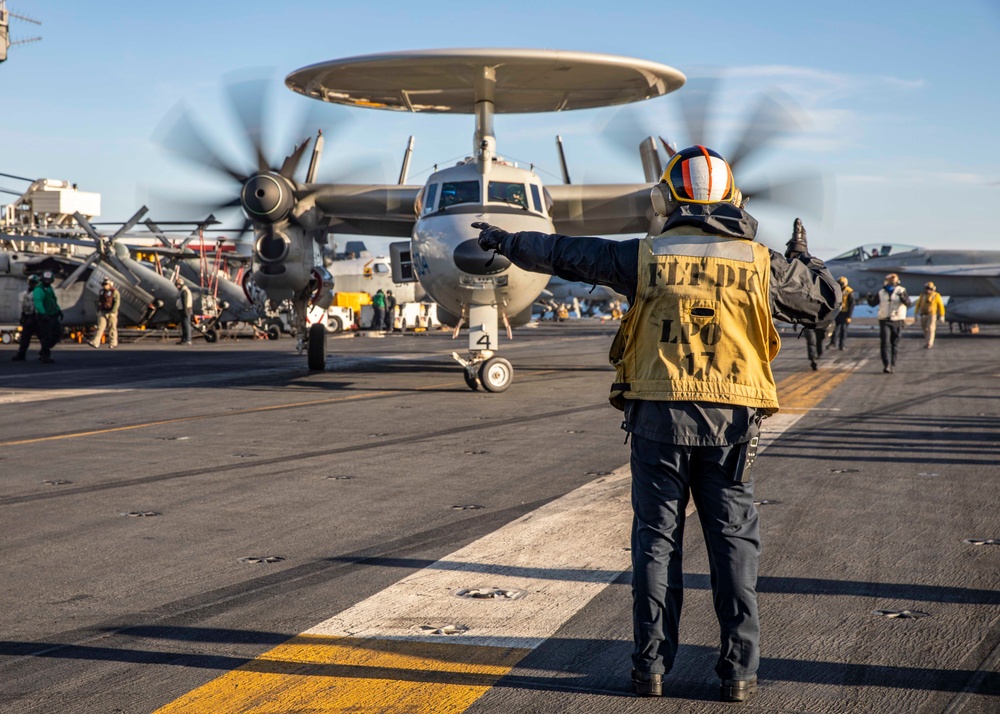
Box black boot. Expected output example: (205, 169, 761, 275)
(720, 675, 757, 703)
(631, 669, 663, 697)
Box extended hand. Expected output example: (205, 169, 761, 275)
(472, 222, 510, 252)
(785, 217, 808, 259)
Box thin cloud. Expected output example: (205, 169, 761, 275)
(842, 170, 999, 186)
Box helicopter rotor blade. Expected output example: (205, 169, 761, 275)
(58, 251, 102, 291)
(143, 219, 174, 247)
(110, 206, 150, 241)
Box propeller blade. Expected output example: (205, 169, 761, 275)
(156, 104, 249, 183)
(279, 136, 313, 180)
(726, 94, 798, 175)
(151, 190, 242, 221)
(224, 75, 272, 174)
(677, 76, 719, 149)
(285, 94, 353, 166)
(600, 107, 658, 161)
(741, 172, 826, 218)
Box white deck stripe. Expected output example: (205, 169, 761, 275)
(304, 390, 813, 650)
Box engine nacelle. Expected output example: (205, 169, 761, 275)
(251, 224, 314, 300)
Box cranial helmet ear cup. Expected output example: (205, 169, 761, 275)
(650, 183, 678, 217)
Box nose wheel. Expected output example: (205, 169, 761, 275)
(453, 351, 513, 393)
(479, 356, 513, 392)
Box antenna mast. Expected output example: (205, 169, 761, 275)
(0, 1, 42, 63)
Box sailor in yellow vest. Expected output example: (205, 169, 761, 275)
(913, 281, 945, 348)
(474, 145, 839, 703)
(829, 276, 856, 350)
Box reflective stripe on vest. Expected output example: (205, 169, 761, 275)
(608, 228, 780, 412)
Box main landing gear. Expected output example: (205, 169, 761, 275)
(453, 350, 513, 393)
(291, 295, 327, 372)
(307, 323, 327, 371)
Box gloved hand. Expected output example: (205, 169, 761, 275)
(785, 217, 808, 260)
(57, 311, 64, 321)
(472, 222, 510, 252)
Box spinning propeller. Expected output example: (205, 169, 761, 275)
(155, 72, 355, 243)
(602, 75, 827, 235)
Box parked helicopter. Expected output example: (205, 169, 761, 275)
(1, 207, 181, 331)
(161, 49, 816, 390)
(0, 206, 261, 341)
(139, 218, 264, 338)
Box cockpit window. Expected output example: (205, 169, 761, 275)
(530, 184, 543, 213)
(488, 181, 528, 209)
(423, 183, 438, 214)
(830, 243, 921, 262)
(439, 180, 480, 208)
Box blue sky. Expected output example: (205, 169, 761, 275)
(2, 0, 998, 257)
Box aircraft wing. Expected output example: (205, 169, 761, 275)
(547, 184, 652, 236)
(310, 184, 420, 238)
(887, 264, 1000, 278)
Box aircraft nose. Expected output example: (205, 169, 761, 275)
(453, 238, 510, 275)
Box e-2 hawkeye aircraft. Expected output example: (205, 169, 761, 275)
(825, 243, 1000, 324)
(164, 49, 806, 390)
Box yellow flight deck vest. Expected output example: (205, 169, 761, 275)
(609, 227, 781, 413)
(841, 286, 854, 312)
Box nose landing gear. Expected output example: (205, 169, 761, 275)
(452, 350, 514, 393)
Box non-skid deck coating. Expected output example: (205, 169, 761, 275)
(1, 322, 997, 713)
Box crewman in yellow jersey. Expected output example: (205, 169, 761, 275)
(913, 281, 945, 348)
(474, 145, 839, 703)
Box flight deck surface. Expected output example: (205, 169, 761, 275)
(0, 322, 997, 713)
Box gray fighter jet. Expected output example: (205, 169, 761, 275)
(825, 242, 1000, 324)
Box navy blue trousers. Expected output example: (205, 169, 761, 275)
(630, 435, 760, 681)
(879, 319, 904, 368)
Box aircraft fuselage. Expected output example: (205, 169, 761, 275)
(410, 160, 551, 326)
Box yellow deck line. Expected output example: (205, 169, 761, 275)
(777, 366, 854, 411)
(154, 363, 860, 713)
(155, 636, 532, 714)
